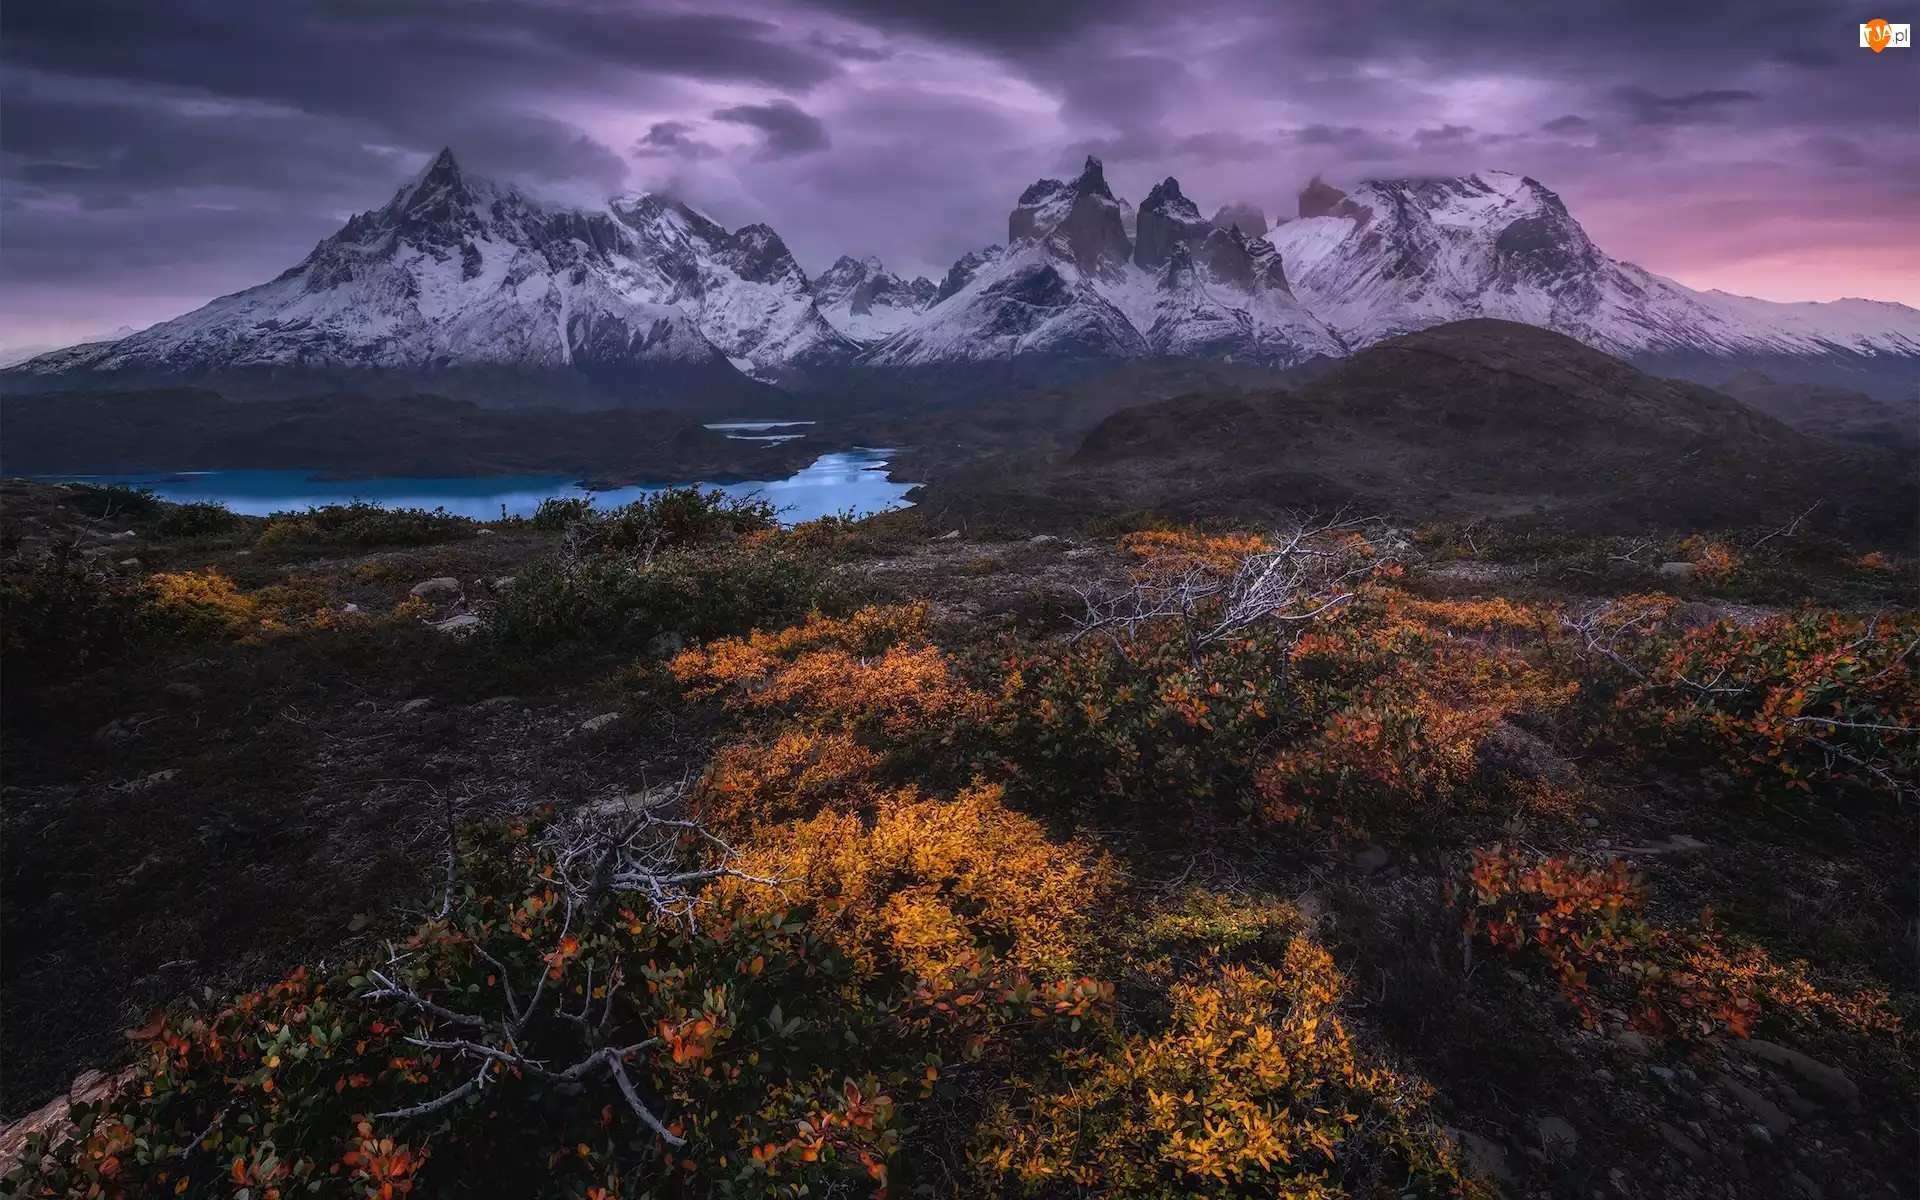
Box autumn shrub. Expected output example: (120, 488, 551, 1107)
(491, 530, 841, 652)
(257, 502, 476, 549)
(1457, 845, 1905, 1052)
(0, 542, 152, 689)
(977, 938, 1482, 1198)
(1568, 598, 1920, 806)
(671, 603, 987, 825)
(3, 811, 1106, 1200)
(716, 782, 1112, 990)
(988, 528, 1571, 840)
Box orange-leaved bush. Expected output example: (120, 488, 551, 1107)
(672, 604, 988, 826)
(1574, 602, 1919, 805)
(715, 781, 1113, 990)
(1455, 845, 1905, 1052)
(977, 938, 1484, 1198)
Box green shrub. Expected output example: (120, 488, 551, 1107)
(64, 483, 165, 523)
(257, 502, 477, 549)
(152, 501, 248, 539)
(577, 487, 779, 556)
(0, 542, 152, 690)
(491, 533, 842, 651)
(528, 495, 594, 531)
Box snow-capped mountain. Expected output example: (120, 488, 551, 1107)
(605, 192, 853, 375)
(1267, 172, 1920, 395)
(868, 159, 1344, 370)
(811, 256, 939, 343)
(5, 150, 843, 404)
(9, 151, 1916, 408)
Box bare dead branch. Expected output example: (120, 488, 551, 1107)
(1749, 499, 1822, 552)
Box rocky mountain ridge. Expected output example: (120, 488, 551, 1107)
(8, 151, 1918, 407)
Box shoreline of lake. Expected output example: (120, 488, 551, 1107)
(24, 447, 919, 525)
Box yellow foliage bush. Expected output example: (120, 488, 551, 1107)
(673, 604, 988, 826)
(979, 938, 1481, 1197)
(717, 782, 1111, 988)
(148, 569, 261, 636)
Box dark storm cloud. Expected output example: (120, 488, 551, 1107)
(2, 0, 1915, 350)
(1610, 86, 1762, 126)
(713, 100, 832, 160)
(633, 121, 722, 161)
(801, 0, 1147, 50)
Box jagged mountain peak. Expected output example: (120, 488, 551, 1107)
(1135, 175, 1212, 271)
(811, 253, 939, 342)
(1073, 155, 1116, 200)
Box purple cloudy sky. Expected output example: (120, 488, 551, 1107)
(2, 0, 1914, 356)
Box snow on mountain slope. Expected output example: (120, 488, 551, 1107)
(1266, 172, 1920, 365)
(13, 151, 734, 385)
(869, 159, 1343, 370)
(865, 242, 1146, 366)
(606, 194, 854, 370)
(10, 150, 853, 399)
(811, 255, 939, 343)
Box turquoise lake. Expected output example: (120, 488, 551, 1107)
(35, 443, 916, 525)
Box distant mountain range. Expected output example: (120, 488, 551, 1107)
(6, 149, 1917, 408)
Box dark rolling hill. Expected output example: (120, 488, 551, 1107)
(915, 319, 1918, 541)
(0, 390, 818, 485)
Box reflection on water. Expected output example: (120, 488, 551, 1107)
(34, 449, 914, 525)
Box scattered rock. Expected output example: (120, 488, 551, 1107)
(1719, 1073, 1792, 1136)
(1613, 1029, 1652, 1054)
(1582, 817, 1601, 828)
(341, 602, 362, 614)
(937, 529, 962, 540)
(1650, 1066, 1676, 1084)
(1445, 1127, 1515, 1185)
(647, 631, 687, 659)
(1775, 1082, 1818, 1120)
(1029, 534, 1064, 547)
(117, 557, 141, 568)
(1352, 846, 1390, 875)
(476, 696, 520, 711)
(1294, 890, 1327, 923)
(1476, 721, 1579, 786)
(1659, 1121, 1711, 1166)
(109, 530, 136, 541)
(491, 577, 516, 590)
(578, 712, 621, 734)
(400, 699, 433, 714)
(1658, 561, 1697, 579)
(476, 528, 495, 536)
(92, 717, 144, 747)
(409, 576, 462, 598)
(233, 549, 252, 557)
(162, 682, 205, 702)
(1533, 1115, 1579, 1156)
(1788, 1171, 1822, 1199)
(1741, 1040, 1860, 1110)
(431, 614, 484, 637)
(1615, 833, 1709, 856)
